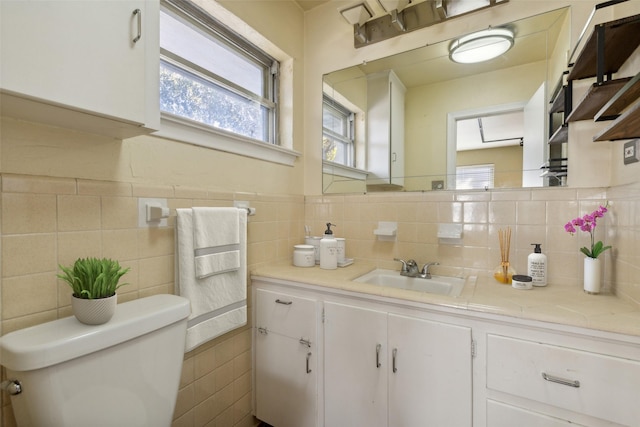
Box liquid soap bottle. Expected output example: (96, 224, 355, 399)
(528, 243, 547, 287)
(320, 223, 338, 270)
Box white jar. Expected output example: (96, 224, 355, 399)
(335, 238, 345, 264)
(304, 236, 322, 264)
(293, 245, 315, 267)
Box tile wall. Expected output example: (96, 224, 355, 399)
(2, 174, 639, 427)
(0, 173, 305, 427)
(305, 184, 640, 304)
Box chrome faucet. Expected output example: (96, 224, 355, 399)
(420, 262, 439, 279)
(394, 258, 419, 277)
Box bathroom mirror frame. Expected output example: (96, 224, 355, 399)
(322, 6, 572, 194)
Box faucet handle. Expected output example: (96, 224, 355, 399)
(421, 262, 439, 278)
(394, 258, 408, 273)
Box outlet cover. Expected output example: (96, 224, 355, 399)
(623, 139, 639, 165)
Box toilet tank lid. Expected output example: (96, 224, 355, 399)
(0, 294, 190, 372)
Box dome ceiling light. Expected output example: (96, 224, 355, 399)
(449, 28, 514, 64)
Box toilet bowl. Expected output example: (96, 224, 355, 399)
(0, 294, 190, 427)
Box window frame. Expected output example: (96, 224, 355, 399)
(153, 0, 300, 166)
(322, 94, 356, 167)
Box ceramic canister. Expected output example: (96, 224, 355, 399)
(293, 245, 315, 267)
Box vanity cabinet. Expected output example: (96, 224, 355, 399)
(324, 301, 472, 427)
(366, 70, 406, 187)
(0, 0, 160, 139)
(254, 288, 318, 427)
(252, 276, 640, 427)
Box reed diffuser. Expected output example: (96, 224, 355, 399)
(494, 227, 515, 284)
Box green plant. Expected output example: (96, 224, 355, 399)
(58, 257, 130, 299)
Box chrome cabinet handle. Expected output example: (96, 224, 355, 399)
(376, 343, 382, 368)
(542, 372, 580, 388)
(275, 299, 292, 305)
(306, 352, 312, 374)
(392, 348, 398, 373)
(299, 338, 311, 348)
(132, 9, 142, 43)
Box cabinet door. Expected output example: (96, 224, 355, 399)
(324, 302, 388, 427)
(1, 0, 158, 129)
(255, 331, 317, 427)
(388, 313, 472, 427)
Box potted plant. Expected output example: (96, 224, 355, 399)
(58, 257, 130, 324)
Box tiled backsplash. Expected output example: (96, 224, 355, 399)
(1, 173, 639, 427)
(305, 184, 640, 305)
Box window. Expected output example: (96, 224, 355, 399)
(322, 95, 355, 167)
(456, 164, 495, 190)
(159, 1, 278, 144)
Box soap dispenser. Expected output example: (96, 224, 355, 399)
(320, 223, 338, 270)
(528, 243, 547, 287)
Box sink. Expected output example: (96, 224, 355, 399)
(354, 269, 465, 297)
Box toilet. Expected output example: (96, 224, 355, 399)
(0, 294, 190, 427)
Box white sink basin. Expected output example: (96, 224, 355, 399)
(355, 269, 465, 297)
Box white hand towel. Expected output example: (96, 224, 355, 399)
(195, 251, 240, 279)
(192, 207, 239, 249)
(176, 208, 247, 352)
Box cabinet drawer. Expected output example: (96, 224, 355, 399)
(487, 400, 586, 427)
(487, 334, 640, 426)
(256, 289, 316, 340)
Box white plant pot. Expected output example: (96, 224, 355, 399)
(583, 257, 602, 294)
(71, 294, 117, 325)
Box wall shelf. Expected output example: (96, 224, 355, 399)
(549, 86, 566, 114)
(594, 101, 640, 141)
(567, 14, 640, 81)
(549, 124, 568, 145)
(595, 71, 640, 120)
(566, 77, 632, 122)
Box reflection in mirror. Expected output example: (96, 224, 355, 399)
(322, 7, 571, 193)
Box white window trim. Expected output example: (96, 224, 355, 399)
(322, 161, 368, 180)
(155, 113, 300, 166)
(156, 0, 299, 166)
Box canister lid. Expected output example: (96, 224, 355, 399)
(512, 275, 532, 282)
(294, 244, 314, 250)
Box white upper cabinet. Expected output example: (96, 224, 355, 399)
(366, 70, 406, 187)
(0, 0, 160, 138)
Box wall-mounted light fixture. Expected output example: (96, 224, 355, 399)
(377, 0, 409, 31)
(449, 27, 514, 64)
(347, 0, 509, 48)
(340, 2, 374, 43)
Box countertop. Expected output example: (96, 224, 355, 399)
(251, 261, 640, 338)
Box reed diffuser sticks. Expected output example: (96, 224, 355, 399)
(495, 227, 514, 284)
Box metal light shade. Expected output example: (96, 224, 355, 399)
(449, 28, 514, 64)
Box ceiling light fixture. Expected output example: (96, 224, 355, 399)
(449, 27, 514, 64)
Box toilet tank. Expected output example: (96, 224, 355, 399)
(0, 294, 190, 427)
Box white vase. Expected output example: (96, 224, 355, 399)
(71, 294, 117, 325)
(583, 257, 602, 294)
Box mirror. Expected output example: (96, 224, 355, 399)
(322, 7, 571, 193)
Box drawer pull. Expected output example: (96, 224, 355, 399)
(275, 299, 293, 305)
(257, 327, 268, 335)
(376, 343, 382, 368)
(306, 352, 312, 374)
(299, 338, 311, 348)
(392, 348, 398, 373)
(542, 372, 580, 388)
